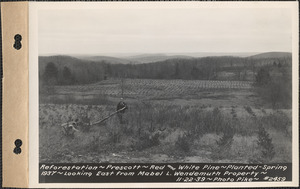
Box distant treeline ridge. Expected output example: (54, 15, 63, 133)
(39, 55, 291, 85)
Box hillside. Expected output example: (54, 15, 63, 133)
(39, 55, 88, 73)
(39, 52, 292, 85)
(124, 54, 194, 63)
(75, 54, 194, 64)
(48, 52, 291, 65)
(75, 55, 138, 64)
(249, 52, 292, 59)
(39, 55, 106, 84)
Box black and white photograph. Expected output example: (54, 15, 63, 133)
(31, 2, 298, 186)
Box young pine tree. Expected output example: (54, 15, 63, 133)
(257, 126, 275, 161)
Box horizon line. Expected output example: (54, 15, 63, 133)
(38, 51, 292, 57)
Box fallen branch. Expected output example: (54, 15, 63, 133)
(86, 106, 127, 126)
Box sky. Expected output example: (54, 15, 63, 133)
(38, 5, 293, 56)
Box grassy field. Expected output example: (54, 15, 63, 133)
(39, 79, 292, 163)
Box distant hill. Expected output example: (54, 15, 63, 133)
(120, 52, 259, 63)
(68, 52, 260, 64)
(39, 55, 92, 73)
(166, 52, 259, 58)
(124, 54, 194, 63)
(48, 52, 284, 65)
(75, 55, 138, 64)
(249, 52, 292, 59)
(39, 52, 292, 85)
(39, 55, 106, 84)
(74, 54, 195, 64)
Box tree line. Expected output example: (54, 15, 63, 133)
(255, 62, 292, 108)
(39, 55, 291, 86)
(40, 55, 292, 108)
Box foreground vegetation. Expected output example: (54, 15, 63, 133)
(39, 100, 292, 163)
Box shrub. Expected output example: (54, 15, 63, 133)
(211, 107, 223, 134)
(244, 106, 256, 118)
(134, 131, 161, 151)
(255, 68, 271, 86)
(175, 133, 192, 153)
(198, 108, 225, 135)
(88, 135, 102, 152)
(78, 114, 91, 132)
(211, 121, 235, 160)
(216, 123, 235, 148)
(231, 108, 237, 120)
(255, 66, 292, 109)
(260, 111, 291, 136)
(107, 130, 121, 144)
(257, 126, 275, 162)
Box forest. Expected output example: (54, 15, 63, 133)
(39, 54, 291, 84)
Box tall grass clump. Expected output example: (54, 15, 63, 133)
(191, 107, 226, 136)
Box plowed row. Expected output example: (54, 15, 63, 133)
(55, 79, 253, 98)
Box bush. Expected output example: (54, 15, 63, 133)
(175, 133, 192, 153)
(75, 111, 91, 132)
(231, 108, 237, 120)
(244, 106, 256, 118)
(216, 122, 235, 148)
(260, 111, 291, 136)
(211, 121, 235, 160)
(255, 66, 292, 109)
(257, 126, 275, 162)
(134, 131, 161, 151)
(108, 130, 121, 144)
(195, 108, 225, 135)
(88, 135, 102, 152)
(255, 68, 271, 86)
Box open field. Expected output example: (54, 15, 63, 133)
(41, 79, 260, 107)
(52, 79, 253, 96)
(39, 79, 292, 163)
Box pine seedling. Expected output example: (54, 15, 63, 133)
(257, 126, 275, 161)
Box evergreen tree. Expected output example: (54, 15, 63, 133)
(43, 62, 58, 85)
(191, 66, 200, 79)
(257, 126, 275, 161)
(255, 68, 271, 86)
(173, 63, 180, 79)
(62, 66, 73, 85)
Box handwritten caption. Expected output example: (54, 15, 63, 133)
(39, 163, 291, 183)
